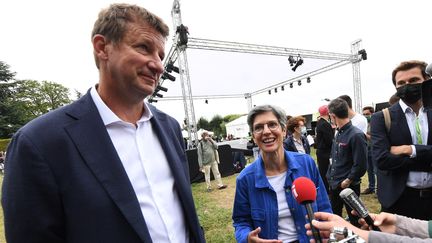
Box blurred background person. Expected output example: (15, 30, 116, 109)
(315, 105, 333, 193)
(361, 106, 376, 195)
(284, 116, 311, 154)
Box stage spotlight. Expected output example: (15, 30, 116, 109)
(288, 55, 296, 66)
(292, 58, 303, 72)
(162, 72, 176, 81)
(148, 98, 158, 103)
(155, 85, 168, 92)
(274, 88, 278, 93)
(268, 90, 271, 95)
(154, 92, 163, 98)
(358, 49, 367, 60)
(290, 83, 293, 88)
(298, 80, 302, 86)
(307, 77, 311, 83)
(281, 85, 285, 91)
(205, 99, 208, 104)
(166, 62, 180, 73)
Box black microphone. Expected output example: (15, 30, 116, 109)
(339, 188, 381, 231)
(292, 177, 323, 243)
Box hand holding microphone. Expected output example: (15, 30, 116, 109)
(339, 188, 381, 231)
(292, 177, 323, 243)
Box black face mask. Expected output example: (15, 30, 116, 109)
(396, 83, 422, 104)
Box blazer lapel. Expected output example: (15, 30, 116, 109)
(391, 104, 413, 144)
(64, 94, 152, 242)
(427, 109, 432, 144)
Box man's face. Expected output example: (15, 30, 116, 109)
(104, 21, 166, 100)
(394, 67, 425, 89)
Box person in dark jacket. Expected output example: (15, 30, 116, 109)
(283, 116, 311, 154)
(315, 105, 334, 193)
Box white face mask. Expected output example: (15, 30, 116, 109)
(300, 126, 307, 135)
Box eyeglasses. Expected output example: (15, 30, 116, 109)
(252, 121, 280, 134)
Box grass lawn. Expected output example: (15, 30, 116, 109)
(0, 150, 380, 243)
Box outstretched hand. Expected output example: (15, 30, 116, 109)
(356, 211, 397, 234)
(247, 227, 282, 243)
(305, 212, 369, 243)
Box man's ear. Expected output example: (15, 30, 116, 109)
(92, 34, 109, 61)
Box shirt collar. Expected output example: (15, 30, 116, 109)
(398, 99, 425, 115)
(90, 85, 153, 126)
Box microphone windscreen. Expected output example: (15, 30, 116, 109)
(339, 187, 354, 198)
(292, 177, 317, 204)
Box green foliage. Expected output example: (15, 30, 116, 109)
(0, 78, 72, 138)
(197, 117, 210, 131)
(0, 138, 11, 152)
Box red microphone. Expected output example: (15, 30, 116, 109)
(292, 177, 322, 243)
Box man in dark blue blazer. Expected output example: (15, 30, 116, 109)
(371, 60, 432, 220)
(2, 4, 205, 243)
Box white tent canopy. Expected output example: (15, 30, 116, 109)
(225, 115, 249, 138)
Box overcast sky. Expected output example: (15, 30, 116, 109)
(1, 0, 431, 123)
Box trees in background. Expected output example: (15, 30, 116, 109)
(197, 114, 243, 139)
(0, 61, 71, 138)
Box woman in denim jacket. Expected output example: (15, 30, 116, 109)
(232, 105, 332, 243)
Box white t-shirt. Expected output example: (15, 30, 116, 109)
(351, 113, 368, 133)
(267, 173, 298, 243)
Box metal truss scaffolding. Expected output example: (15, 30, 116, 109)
(151, 0, 365, 148)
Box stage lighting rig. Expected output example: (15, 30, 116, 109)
(290, 83, 294, 88)
(281, 85, 285, 91)
(274, 88, 278, 93)
(307, 77, 311, 83)
(268, 90, 271, 95)
(298, 80, 302, 86)
(153, 93, 163, 98)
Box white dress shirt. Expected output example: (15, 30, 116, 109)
(90, 87, 188, 242)
(399, 100, 432, 189)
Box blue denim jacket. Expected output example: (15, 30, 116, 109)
(232, 151, 332, 243)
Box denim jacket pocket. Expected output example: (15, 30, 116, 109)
(251, 208, 266, 229)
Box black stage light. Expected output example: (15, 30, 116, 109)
(154, 93, 163, 98)
(205, 99, 208, 104)
(281, 85, 285, 91)
(148, 98, 158, 103)
(288, 55, 296, 66)
(162, 72, 176, 81)
(155, 85, 168, 92)
(298, 80, 302, 86)
(358, 49, 367, 60)
(268, 90, 271, 95)
(274, 88, 278, 93)
(292, 58, 304, 72)
(290, 83, 293, 88)
(166, 63, 180, 73)
(307, 77, 311, 83)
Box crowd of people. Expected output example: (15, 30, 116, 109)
(1, 2, 431, 243)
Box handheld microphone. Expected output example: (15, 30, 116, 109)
(339, 188, 381, 231)
(292, 177, 322, 243)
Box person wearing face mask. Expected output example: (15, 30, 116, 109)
(361, 106, 376, 195)
(283, 116, 311, 154)
(370, 60, 432, 220)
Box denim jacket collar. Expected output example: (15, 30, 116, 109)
(254, 150, 300, 189)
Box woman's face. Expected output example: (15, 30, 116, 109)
(252, 111, 286, 155)
(295, 121, 305, 135)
